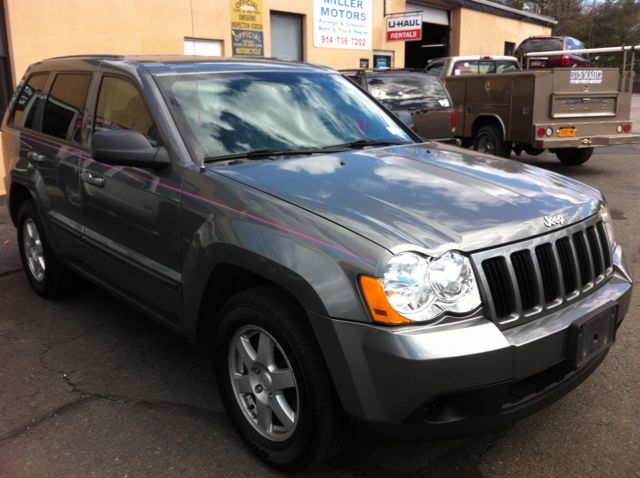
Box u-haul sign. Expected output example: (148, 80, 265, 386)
(386, 13, 422, 42)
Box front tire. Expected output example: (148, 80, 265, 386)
(473, 124, 511, 158)
(555, 147, 594, 165)
(214, 286, 343, 471)
(17, 199, 74, 297)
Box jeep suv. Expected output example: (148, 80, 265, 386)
(3, 56, 633, 470)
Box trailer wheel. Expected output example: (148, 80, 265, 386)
(473, 125, 511, 158)
(555, 148, 594, 165)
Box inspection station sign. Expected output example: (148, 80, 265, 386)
(313, 0, 372, 50)
(231, 0, 264, 56)
(386, 13, 422, 41)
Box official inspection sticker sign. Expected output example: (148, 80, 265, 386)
(231, 0, 264, 56)
(386, 13, 422, 42)
(313, 0, 372, 50)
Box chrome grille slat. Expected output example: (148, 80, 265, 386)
(587, 225, 605, 278)
(472, 216, 613, 328)
(528, 247, 546, 310)
(595, 222, 612, 270)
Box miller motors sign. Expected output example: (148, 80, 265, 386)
(386, 13, 422, 41)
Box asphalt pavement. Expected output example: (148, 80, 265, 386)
(1, 99, 639, 477)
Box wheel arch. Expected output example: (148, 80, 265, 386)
(472, 114, 506, 140)
(8, 182, 33, 226)
(188, 244, 329, 345)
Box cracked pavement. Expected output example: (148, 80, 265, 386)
(0, 98, 639, 476)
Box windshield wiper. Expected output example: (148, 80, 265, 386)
(203, 148, 319, 163)
(322, 139, 411, 150)
(203, 140, 411, 163)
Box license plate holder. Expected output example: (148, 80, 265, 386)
(530, 60, 543, 67)
(559, 127, 576, 137)
(568, 307, 617, 370)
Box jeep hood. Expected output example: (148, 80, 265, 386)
(214, 143, 602, 253)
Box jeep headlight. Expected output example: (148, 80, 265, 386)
(599, 204, 616, 251)
(360, 251, 482, 325)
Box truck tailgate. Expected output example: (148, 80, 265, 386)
(550, 68, 620, 118)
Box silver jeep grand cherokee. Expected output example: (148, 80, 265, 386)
(3, 56, 633, 471)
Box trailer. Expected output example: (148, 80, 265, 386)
(444, 45, 639, 164)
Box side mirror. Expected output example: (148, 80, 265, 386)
(91, 130, 170, 169)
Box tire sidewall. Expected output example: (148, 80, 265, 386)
(214, 302, 314, 469)
(556, 148, 593, 165)
(473, 125, 511, 158)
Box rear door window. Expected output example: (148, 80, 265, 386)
(94, 76, 158, 146)
(10, 74, 49, 130)
(41, 73, 92, 143)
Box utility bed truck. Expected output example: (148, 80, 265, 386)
(445, 45, 639, 164)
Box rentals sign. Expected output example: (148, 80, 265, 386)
(386, 13, 422, 42)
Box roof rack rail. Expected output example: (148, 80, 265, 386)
(44, 54, 125, 61)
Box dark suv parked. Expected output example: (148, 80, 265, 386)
(516, 36, 594, 69)
(342, 69, 455, 141)
(3, 56, 633, 471)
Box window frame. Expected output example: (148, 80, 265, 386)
(91, 73, 162, 149)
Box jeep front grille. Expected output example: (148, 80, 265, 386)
(472, 215, 613, 328)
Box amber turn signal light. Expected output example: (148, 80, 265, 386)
(359, 276, 412, 325)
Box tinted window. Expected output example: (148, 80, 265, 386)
(95, 77, 158, 146)
(365, 74, 449, 110)
(522, 39, 563, 53)
(11, 74, 48, 129)
(157, 72, 411, 158)
(424, 63, 444, 77)
(42, 74, 91, 142)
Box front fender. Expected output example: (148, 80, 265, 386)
(179, 169, 388, 336)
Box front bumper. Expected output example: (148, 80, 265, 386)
(310, 245, 633, 438)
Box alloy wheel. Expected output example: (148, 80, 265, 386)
(228, 325, 299, 442)
(22, 218, 46, 281)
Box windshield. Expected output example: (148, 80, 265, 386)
(156, 71, 413, 159)
(365, 74, 449, 110)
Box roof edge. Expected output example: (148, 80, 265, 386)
(468, 0, 557, 25)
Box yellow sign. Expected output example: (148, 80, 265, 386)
(231, 0, 263, 31)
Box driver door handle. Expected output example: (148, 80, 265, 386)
(80, 172, 105, 188)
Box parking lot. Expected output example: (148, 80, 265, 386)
(1, 97, 639, 477)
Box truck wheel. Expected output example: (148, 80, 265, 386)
(213, 285, 343, 471)
(473, 125, 511, 158)
(555, 148, 594, 165)
(17, 200, 75, 298)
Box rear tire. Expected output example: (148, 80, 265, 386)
(555, 147, 594, 165)
(17, 199, 75, 298)
(473, 124, 511, 158)
(213, 285, 343, 471)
